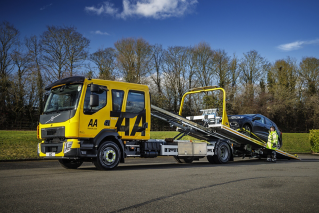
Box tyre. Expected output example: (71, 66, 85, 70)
(173, 156, 194, 163)
(212, 141, 231, 164)
(243, 124, 251, 137)
(58, 159, 83, 169)
(94, 141, 121, 170)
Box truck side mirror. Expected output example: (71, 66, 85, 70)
(91, 84, 100, 93)
(90, 94, 99, 107)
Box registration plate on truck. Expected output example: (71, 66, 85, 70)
(46, 152, 55, 157)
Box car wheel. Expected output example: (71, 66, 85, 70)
(94, 141, 121, 170)
(243, 124, 251, 137)
(58, 159, 83, 169)
(212, 141, 231, 164)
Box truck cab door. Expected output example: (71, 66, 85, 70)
(79, 83, 111, 138)
(110, 89, 148, 140)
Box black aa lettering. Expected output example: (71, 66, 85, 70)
(88, 119, 98, 127)
(93, 119, 98, 127)
(88, 119, 93, 127)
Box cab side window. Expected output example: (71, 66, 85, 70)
(112, 90, 124, 112)
(83, 85, 107, 114)
(126, 91, 145, 113)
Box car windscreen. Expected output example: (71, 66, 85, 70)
(43, 84, 83, 114)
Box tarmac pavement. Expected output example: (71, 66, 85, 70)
(0, 154, 319, 212)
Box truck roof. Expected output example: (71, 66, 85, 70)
(45, 76, 149, 91)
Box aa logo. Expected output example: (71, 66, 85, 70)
(88, 119, 98, 127)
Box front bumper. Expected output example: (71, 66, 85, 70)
(38, 139, 97, 159)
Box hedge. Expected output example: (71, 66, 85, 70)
(309, 130, 319, 153)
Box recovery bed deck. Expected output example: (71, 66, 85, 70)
(151, 105, 299, 160)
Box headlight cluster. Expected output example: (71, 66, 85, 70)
(230, 116, 244, 119)
(64, 141, 73, 153)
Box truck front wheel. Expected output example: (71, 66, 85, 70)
(58, 159, 83, 169)
(94, 141, 121, 170)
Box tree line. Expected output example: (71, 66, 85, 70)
(1, 21, 318, 132)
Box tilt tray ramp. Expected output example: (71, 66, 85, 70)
(151, 105, 299, 160)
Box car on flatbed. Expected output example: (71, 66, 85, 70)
(228, 114, 282, 148)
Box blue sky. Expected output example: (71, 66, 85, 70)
(1, 0, 318, 63)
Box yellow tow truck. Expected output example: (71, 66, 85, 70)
(38, 76, 298, 170)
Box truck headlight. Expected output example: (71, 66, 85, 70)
(64, 142, 73, 153)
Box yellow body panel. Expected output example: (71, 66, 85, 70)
(77, 79, 151, 140)
(39, 78, 151, 145)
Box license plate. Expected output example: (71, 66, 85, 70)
(46, 152, 55, 157)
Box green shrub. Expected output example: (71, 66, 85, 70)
(309, 130, 319, 153)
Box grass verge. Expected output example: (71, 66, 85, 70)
(0, 131, 312, 160)
(281, 133, 311, 153)
(0, 130, 42, 160)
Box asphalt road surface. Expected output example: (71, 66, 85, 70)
(1, 155, 319, 213)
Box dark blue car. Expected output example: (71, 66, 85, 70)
(228, 114, 282, 148)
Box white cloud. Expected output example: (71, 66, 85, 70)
(85, 0, 198, 19)
(40, 3, 52, 11)
(91, 30, 110, 35)
(85, 2, 118, 15)
(277, 39, 319, 51)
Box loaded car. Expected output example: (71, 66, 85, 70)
(228, 114, 282, 148)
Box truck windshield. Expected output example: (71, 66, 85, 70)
(43, 84, 82, 114)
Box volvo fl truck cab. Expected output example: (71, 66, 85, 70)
(38, 76, 151, 169)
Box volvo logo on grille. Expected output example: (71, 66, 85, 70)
(45, 114, 61, 123)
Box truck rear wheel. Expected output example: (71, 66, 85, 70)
(58, 159, 83, 169)
(173, 156, 193, 163)
(211, 141, 231, 164)
(94, 141, 121, 170)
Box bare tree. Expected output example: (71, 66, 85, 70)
(229, 54, 240, 88)
(239, 50, 267, 85)
(64, 28, 89, 76)
(193, 42, 214, 87)
(114, 38, 152, 83)
(162, 46, 188, 112)
(25, 35, 44, 113)
(0, 21, 19, 125)
(212, 49, 230, 88)
(41, 26, 89, 82)
(11, 44, 30, 113)
(149, 44, 164, 94)
(90, 47, 117, 80)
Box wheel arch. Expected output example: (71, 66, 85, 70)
(243, 122, 252, 130)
